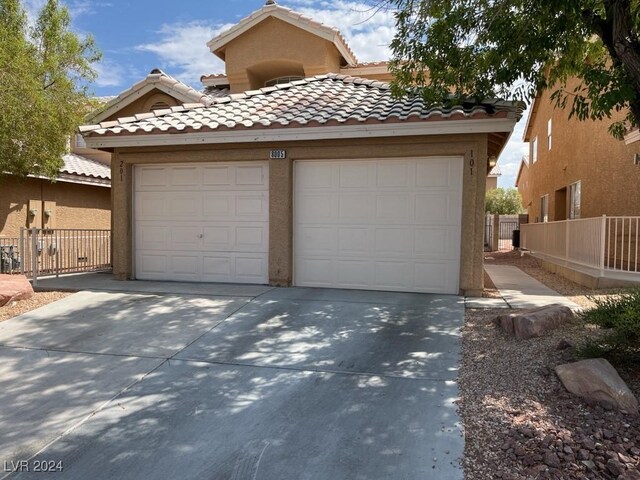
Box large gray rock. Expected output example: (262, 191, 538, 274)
(0, 274, 34, 307)
(498, 304, 574, 340)
(555, 359, 639, 414)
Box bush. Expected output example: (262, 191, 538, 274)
(577, 289, 640, 364)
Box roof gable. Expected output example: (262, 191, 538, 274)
(207, 2, 357, 66)
(87, 69, 212, 124)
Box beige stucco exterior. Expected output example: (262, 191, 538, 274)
(0, 176, 111, 238)
(110, 134, 489, 295)
(221, 17, 344, 93)
(522, 78, 640, 222)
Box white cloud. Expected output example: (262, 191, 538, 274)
(136, 21, 232, 87)
(281, 0, 395, 62)
(93, 61, 127, 87)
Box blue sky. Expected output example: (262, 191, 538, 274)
(25, 0, 528, 187)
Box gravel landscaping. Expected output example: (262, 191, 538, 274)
(0, 291, 71, 322)
(460, 308, 640, 480)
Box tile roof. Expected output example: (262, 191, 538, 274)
(80, 74, 520, 137)
(87, 69, 213, 124)
(488, 165, 502, 176)
(62, 153, 111, 180)
(207, 2, 357, 66)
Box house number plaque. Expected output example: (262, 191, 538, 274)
(269, 149, 287, 159)
(119, 160, 125, 181)
(469, 150, 475, 176)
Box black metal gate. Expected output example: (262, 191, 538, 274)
(498, 218, 519, 251)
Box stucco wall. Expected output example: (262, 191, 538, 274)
(525, 78, 640, 221)
(111, 134, 489, 295)
(0, 176, 111, 237)
(223, 17, 343, 92)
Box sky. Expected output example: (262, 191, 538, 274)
(24, 0, 528, 187)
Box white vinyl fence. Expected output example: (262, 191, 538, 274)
(521, 216, 639, 277)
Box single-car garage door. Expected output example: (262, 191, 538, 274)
(294, 157, 463, 294)
(134, 162, 268, 283)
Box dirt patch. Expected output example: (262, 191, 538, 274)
(484, 251, 628, 309)
(460, 308, 640, 480)
(0, 291, 72, 322)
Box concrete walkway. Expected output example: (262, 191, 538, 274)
(485, 265, 581, 310)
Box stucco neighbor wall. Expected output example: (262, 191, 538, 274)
(525, 78, 640, 222)
(110, 134, 489, 295)
(0, 176, 111, 238)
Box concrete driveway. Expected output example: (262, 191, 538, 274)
(0, 279, 464, 479)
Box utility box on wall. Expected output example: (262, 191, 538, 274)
(27, 200, 42, 229)
(42, 201, 56, 229)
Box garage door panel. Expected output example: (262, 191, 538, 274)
(169, 226, 202, 251)
(295, 158, 462, 294)
(136, 225, 168, 251)
(135, 192, 166, 219)
(203, 166, 231, 186)
(236, 165, 265, 185)
(135, 162, 268, 284)
(137, 167, 168, 188)
(338, 227, 370, 255)
(338, 195, 370, 221)
(375, 228, 413, 256)
(170, 167, 200, 187)
(337, 260, 372, 287)
(377, 162, 409, 187)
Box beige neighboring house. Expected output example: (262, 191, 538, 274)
(486, 165, 501, 191)
(515, 155, 531, 210)
(520, 77, 640, 223)
(80, 0, 521, 295)
(0, 69, 212, 240)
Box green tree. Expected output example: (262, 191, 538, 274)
(0, 0, 100, 179)
(485, 188, 524, 214)
(388, 0, 640, 137)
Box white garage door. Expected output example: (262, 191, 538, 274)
(294, 157, 463, 294)
(134, 162, 268, 283)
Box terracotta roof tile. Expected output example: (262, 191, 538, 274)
(81, 74, 521, 137)
(62, 154, 110, 180)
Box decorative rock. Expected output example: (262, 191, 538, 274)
(497, 304, 574, 340)
(556, 339, 573, 350)
(555, 359, 639, 414)
(544, 451, 561, 468)
(0, 274, 34, 307)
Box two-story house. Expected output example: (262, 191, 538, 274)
(79, 0, 522, 295)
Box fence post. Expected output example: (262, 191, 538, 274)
(600, 215, 607, 276)
(31, 227, 38, 286)
(492, 213, 499, 252)
(565, 220, 570, 262)
(19, 227, 25, 276)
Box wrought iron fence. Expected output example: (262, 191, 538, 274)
(6, 228, 112, 284)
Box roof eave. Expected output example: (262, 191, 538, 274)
(84, 117, 518, 150)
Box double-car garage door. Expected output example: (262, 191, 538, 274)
(134, 157, 463, 294)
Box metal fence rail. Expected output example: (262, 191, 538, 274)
(521, 216, 639, 278)
(3, 228, 112, 284)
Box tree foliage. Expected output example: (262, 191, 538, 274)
(0, 0, 100, 179)
(485, 188, 524, 214)
(388, 0, 640, 137)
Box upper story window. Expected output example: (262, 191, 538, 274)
(547, 118, 552, 150)
(265, 76, 303, 87)
(569, 181, 581, 219)
(532, 136, 538, 163)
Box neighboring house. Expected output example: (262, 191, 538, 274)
(80, 0, 521, 295)
(515, 155, 531, 210)
(486, 165, 501, 191)
(0, 69, 211, 240)
(521, 77, 640, 223)
(0, 154, 111, 238)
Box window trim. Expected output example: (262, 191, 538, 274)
(547, 118, 552, 150)
(532, 136, 538, 163)
(540, 194, 549, 223)
(569, 181, 581, 219)
(264, 76, 304, 87)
